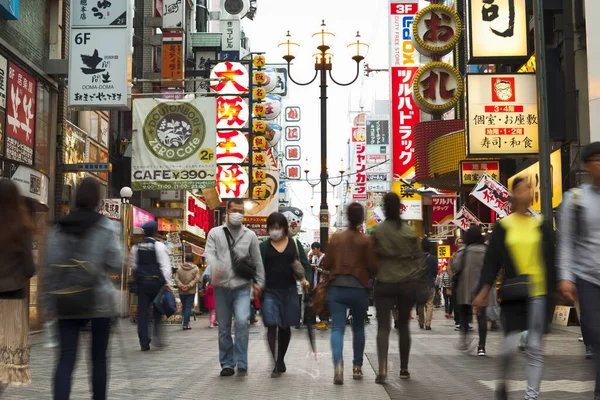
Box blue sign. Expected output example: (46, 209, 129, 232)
(0, 0, 18, 20)
(219, 51, 240, 61)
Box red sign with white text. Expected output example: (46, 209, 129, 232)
(6, 62, 36, 165)
(391, 66, 420, 179)
(432, 196, 455, 225)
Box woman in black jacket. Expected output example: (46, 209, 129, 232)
(473, 177, 556, 400)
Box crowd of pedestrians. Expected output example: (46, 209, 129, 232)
(0, 143, 598, 400)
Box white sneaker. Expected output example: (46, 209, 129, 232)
(579, 337, 584, 342)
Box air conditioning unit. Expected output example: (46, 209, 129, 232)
(220, 0, 249, 20)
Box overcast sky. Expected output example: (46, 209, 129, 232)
(242, 0, 393, 231)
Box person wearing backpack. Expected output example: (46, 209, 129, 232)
(130, 220, 173, 351)
(43, 178, 123, 400)
(0, 181, 36, 394)
(558, 142, 600, 400)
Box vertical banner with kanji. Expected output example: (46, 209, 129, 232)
(352, 142, 367, 199)
(389, 1, 420, 179)
(452, 205, 482, 231)
(6, 62, 36, 165)
(470, 172, 511, 217)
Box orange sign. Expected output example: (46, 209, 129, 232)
(162, 43, 184, 87)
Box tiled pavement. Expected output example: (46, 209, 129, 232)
(2, 308, 595, 399)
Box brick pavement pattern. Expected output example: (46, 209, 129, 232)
(1, 308, 595, 399)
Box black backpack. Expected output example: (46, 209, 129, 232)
(47, 228, 102, 316)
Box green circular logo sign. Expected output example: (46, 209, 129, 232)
(143, 102, 207, 162)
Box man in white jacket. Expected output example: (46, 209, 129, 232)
(205, 199, 265, 377)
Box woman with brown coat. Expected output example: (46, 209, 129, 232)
(175, 254, 200, 330)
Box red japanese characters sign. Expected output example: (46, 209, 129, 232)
(216, 96, 249, 129)
(6, 62, 36, 165)
(210, 62, 249, 94)
(353, 142, 367, 199)
(452, 205, 482, 231)
(217, 164, 249, 199)
(470, 173, 511, 217)
(432, 196, 455, 225)
(285, 165, 301, 180)
(391, 66, 420, 179)
(216, 130, 249, 164)
(284, 106, 300, 122)
(285, 126, 300, 141)
(460, 160, 500, 185)
(285, 145, 301, 161)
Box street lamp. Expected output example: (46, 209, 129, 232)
(119, 186, 133, 317)
(280, 21, 368, 250)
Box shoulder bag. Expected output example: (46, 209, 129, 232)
(224, 228, 256, 281)
(291, 239, 305, 281)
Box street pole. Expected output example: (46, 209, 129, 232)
(319, 63, 330, 251)
(532, 0, 553, 220)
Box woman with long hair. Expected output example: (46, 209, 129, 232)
(259, 212, 311, 378)
(453, 225, 490, 356)
(0, 180, 36, 392)
(371, 192, 423, 383)
(321, 203, 378, 384)
(473, 177, 556, 400)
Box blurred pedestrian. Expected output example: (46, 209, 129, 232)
(418, 240, 438, 330)
(259, 212, 310, 378)
(453, 225, 490, 356)
(175, 253, 200, 330)
(130, 220, 173, 351)
(448, 237, 465, 329)
(440, 266, 453, 319)
(473, 177, 556, 400)
(205, 199, 265, 377)
(204, 281, 216, 328)
(558, 142, 600, 398)
(0, 180, 36, 393)
(310, 242, 329, 330)
(43, 177, 123, 400)
(371, 192, 424, 383)
(321, 203, 378, 384)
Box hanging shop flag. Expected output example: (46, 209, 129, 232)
(0, 54, 7, 109)
(459, 161, 500, 185)
(470, 172, 511, 217)
(132, 98, 217, 190)
(467, 0, 528, 64)
(432, 196, 455, 225)
(452, 205, 482, 231)
(6, 62, 36, 165)
(162, 33, 185, 88)
(466, 73, 538, 156)
(163, 0, 186, 31)
(389, 0, 420, 180)
(71, 0, 127, 26)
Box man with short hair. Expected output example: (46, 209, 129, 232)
(130, 221, 173, 351)
(310, 242, 328, 329)
(559, 142, 600, 399)
(205, 199, 265, 377)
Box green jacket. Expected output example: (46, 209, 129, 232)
(371, 220, 425, 283)
(259, 237, 312, 282)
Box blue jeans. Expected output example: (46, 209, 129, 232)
(577, 278, 600, 396)
(180, 294, 194, 327)
(327, 286, 369, 367)
(214, 285, 252, 370)
(501, 296, 546, 400)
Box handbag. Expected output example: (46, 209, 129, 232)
(499, 275, 529, 305)
(312, 281, 329, 315)
(224, 228, 256, 281)
(291, 239, 305, 281)
(153, 287, 177, 317)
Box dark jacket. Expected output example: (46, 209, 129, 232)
(425, 254, 438, 289)
(259, 237, 311, 282)
(0, 232, 35, 297)
(321, 229, 379, 288)
(478, 218, 556, 333)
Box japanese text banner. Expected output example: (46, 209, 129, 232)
(452, 205, 482, 231)
(470, 172, 511, 217)
(432, 196, 455, 225)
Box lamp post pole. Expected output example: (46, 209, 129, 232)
(319, 61, 329, 249)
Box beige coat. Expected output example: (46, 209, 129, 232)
(175, 262, 200, 295)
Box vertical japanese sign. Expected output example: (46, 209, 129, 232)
(437, 245, 451, 271)
(6, 62, 36, 165)
(0, 54, 7, 109)
(162, 33, 185, 88)
(99, 199, 122, 220)
(389, 1, 420, 179)
(468, 0, 528, 63)
(466, 74, 538, 155)
(69, 0, 132, 109)
(162, 0, 186, 30)
(220, 20, 241, 53)
(353, 141, 367, 199)
(432, 196, 455, 225)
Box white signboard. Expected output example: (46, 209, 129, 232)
(5, 164, 49, 206)
(163, 0, 186, 30)
(68, 28, 131, 109)
(220, 20, 241, 52)
(132, 98, 217, 190)
(99, 199, 122, 220)
(466, 74, 538, 155)
(71, 0, 128, 27)
(468, 0, 528, 62)
(367, 182, 391, 192)
(0, 54, 6, 109)
(185, 192, 208, 240)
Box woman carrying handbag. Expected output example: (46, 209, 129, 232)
(473, 177, 556, 400)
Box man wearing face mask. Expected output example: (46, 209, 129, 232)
(205, 199, 266, 377)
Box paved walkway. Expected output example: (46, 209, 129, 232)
(2, 307, 595, 399)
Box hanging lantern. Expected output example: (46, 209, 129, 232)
(253, 103, 266, 117)
(253, 151, 267, 166)
(253, 120, 267, 133)
(253, 136, 267, 149)
(253, 71, 267, 85)
(253, 55, 266, 68)
(253, 169, 267, 183)
(253, 87, 267, 100)
(252, 184, 268, 199)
